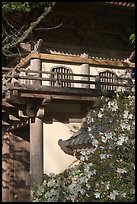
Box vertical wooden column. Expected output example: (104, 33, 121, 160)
(30, 118, 43, 183)
(30, 53, 43, 185)
(80, 53, 90, 89)
(9, 133, 15, 202)
(2, 131, 10, 202)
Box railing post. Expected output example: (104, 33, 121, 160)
(80, 53, 90, 89)
(29, 53, 41, 85)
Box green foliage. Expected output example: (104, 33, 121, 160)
(31, 93, 135, 202)
(129, 34, 135, 45)
(2, 2, 49, 13)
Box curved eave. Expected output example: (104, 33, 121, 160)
(58, 129, 93, 156)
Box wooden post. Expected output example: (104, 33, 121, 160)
(80, 53, 90, 89)
(30, 53, 43, 186)
(30, 118, 43, 184)
(9, 132, 15, 202)
(2, 131, 10, 202)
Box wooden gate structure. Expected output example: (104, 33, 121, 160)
(2, 2, 135, 202)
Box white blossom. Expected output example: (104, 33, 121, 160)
(121, 192, 126, 198)
(109, 190, 119, 200)
(100, 108, 104, 112)
(126, 124, 130, 130)
(131, 163, 135, 170)
(111, 105, 118, 112)
(80, 149, 86, 155)
(117, 135, 128, 146)
(95, 183, 99, 187)
(87, 127, 92, 132)
(105, 182, 110, 190)
(117, 168, 127, 174)
(98, 111, 103, 118)
(91, 117, 94, 122)
(101, 136, 107, 143)
(91, 169, 97, 175)
(92, 139, 98, 147)
(123, 110, 129, 119)
(100, 153, 106, 159)
(89, 147, 97, 154)
(47, 179, 56, 187)
(94, 192, 101, 198)
(120, 122, 126, 130)
(86, 183, 91, 190)
(128, 113, 133, 119)
(104, 131, 113, 140)
(108, 100, 118, 112)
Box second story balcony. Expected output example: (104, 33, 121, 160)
(2, 52, 135, 130)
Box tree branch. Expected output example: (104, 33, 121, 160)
(2, 2, 56, 54)
(34, 23, 62, 31)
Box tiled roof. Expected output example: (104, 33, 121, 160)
(58, 129, 91, 156)
(58, 123, 112, 156)
(58, 123, 115, 157)
(105, 2, 135, 8)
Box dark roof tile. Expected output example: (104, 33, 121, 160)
(106, 2, 135, 8)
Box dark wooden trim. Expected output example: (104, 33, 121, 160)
(6, 83, 115, 96)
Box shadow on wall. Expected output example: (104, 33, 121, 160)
(2, 125, 30, 202)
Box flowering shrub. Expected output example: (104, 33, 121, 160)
(32, 93, 135, 202)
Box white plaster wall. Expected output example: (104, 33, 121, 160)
(89, 65, 130, 77)
(43, 122, 80, 175)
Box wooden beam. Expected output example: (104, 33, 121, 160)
(50, 95, 97, 102)
(20, 92, 51, 101)
(2, 99, 14, 107)
(5, 83, 117, 97)
(20, 92, 96, 102)
(4, 52, 134, 74)
(2, 121, 10, 126)
(5, 90, 29, 105)
(30, 52, 135, 69)
(9, 115, 20, 121)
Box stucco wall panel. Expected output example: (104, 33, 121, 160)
(43, 122, 80, 175)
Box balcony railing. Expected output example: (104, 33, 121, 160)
(2, 67, 135, 97)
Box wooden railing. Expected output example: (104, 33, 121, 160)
(3, 68, 135, 95)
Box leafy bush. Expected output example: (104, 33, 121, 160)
(31, 93, 135, 202)
(2, 2, 50, 13)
